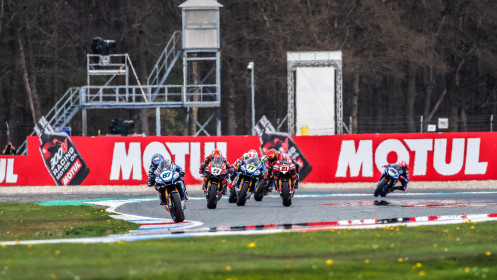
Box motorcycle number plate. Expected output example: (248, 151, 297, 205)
(281, 166, 289, 172)
(247, 165, 256, 172)
(211, 167, 222, 175)
(161, 171, 173, 181)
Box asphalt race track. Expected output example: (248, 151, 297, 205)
(3, 186, 497, 245)
(116, 191, 497, 230)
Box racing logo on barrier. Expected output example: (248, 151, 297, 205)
(255, 116, 312, 180)
(34, 117, 90, 186)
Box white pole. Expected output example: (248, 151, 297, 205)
(248, 62, 255, 135)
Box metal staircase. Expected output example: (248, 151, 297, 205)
(147, 31, 182, 101)
(17, 87, 83, 155)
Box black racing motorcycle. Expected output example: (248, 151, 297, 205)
(203, 157, 229, 209)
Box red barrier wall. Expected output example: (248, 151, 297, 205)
(0, 132, 495, 186)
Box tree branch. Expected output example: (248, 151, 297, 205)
(17, 30, 37, 126)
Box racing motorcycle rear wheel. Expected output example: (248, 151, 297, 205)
(207, 182, 219, 209)
(236, 181, 250, 206)
(254, 180, 265, 201)
(228, 186, 237, 203)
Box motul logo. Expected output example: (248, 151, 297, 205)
(0, 158, 18, 183)
(335, 138, 488, 177)
(109, 141, 227, 180)
(61, 159, 82, 186)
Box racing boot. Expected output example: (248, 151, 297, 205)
(266, 181, 273, 192)
(222, 180, 228, 195)
(179, 182, 189, 201)
(293, 174, 299, 189)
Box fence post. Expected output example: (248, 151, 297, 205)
(491, 114, 494, 132)
(349, 116, 353, 134)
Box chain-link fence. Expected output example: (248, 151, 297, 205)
(0, 121, 35, 154)
(349, 114, 496, 134)
(1, 114, 496, 153)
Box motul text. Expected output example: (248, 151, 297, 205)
(335, 138, 487, 177)
(109, 141, 227, 181)
(0, 158, 18, 183)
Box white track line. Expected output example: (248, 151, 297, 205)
(2, 193, 497, 245)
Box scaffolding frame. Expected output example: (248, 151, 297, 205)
(287, 51, 343, 135)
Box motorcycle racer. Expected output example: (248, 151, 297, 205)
(378, 161, 409, 191)
(230, 149, 265, 190)
(199, 149, 234, 194)
(265, 149, 301, 189)
(232, 149, 259, 169)
(147, 153, 188, 205)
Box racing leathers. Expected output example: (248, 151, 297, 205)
(147, 157, 188, 205)
(264, 152, 301, 189)
(231, 153, 266, 191)
(199, 154, 234, 194)
(378, 163, 409, 191)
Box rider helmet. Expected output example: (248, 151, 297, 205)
(399, 160, 408, 169)
(265, 148, 278, 163)
(248, 149, 258, 158)
(151, 153, 163, 166)
(211, 149, 222, 158)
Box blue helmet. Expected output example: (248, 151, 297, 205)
(151, 153, 163, 166)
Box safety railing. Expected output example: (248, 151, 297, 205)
(147, 31, 182, 100)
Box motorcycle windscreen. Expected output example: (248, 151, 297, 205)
(159, 161, 173, 172)
(279, 157, 289, 165)
(211, 157, 224, 168)
(245, 157, 260, 167)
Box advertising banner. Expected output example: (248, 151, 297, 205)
(34, 117, 90, 186)
(0, 132, 495, 186)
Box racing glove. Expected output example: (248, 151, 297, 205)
(147, 176, 155, 187)
(199, 164, 206, 174)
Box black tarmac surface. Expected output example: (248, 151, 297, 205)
(116, 191, 497, 230)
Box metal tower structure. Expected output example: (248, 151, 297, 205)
(17, 0, 223, 155)
(179, 0, 223, 136)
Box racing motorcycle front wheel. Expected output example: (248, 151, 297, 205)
(281, 181, 292, 207)
(170, 192, 185, 223)
(206, 182, 219, 209)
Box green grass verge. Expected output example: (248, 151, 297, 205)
(1, 202, 496, 279)
(0, 202, 140, 241)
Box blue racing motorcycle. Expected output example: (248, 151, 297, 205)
(234, 156, 265, 206)
(154, 161, 186, 223)
(374, 164, 403, 197)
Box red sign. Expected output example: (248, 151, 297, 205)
(0, 132, 495, 186)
